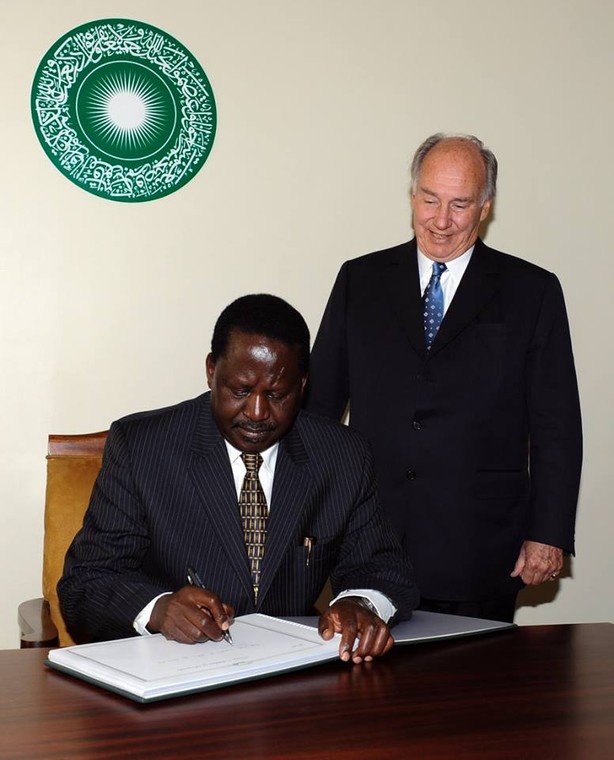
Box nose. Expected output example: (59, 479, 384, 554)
(244, 393, 270, 421)
(433, 205, 451, 229)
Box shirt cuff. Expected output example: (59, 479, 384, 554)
(329, 589, 397, 623)
(133, 592, 171, 635)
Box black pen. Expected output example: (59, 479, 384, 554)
(186, 566, 233, 645)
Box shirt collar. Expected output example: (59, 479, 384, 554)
(224, 439, 279, 475)
(417, 245, 475, 285)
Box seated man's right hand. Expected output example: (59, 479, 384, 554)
(148, 586, 234, 644)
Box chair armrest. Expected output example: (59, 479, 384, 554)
(18, 598, 59, 648)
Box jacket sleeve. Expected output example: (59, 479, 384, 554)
(306, 262, 351, 420)
(58, 422, 170, 642)
(526, 273, 582, 553)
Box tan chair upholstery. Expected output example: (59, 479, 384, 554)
(18, 432, 107, 648)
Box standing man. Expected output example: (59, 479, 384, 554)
(307, 133, 582, 622)
(59, 294, 418, 663)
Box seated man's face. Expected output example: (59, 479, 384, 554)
(206, 330, 307, 453)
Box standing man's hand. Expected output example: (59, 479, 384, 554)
(511, 540, 564, 585)
(319, 598, 394, 664)
(148, 586, 234, 644)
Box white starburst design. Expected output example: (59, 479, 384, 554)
(87, 69, 167, 153)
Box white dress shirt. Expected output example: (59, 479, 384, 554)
(418, 245, 474, 314)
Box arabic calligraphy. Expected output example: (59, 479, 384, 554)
(31, 19, 216, 202)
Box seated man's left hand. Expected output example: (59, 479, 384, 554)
(318, 598, 394, 664)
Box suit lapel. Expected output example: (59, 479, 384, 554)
(188, 396, 254, 600)
(430, 239, 501, 355)
(381, 240, 428, 358)
(257, 422, 312, 603)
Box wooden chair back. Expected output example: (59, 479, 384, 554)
(43, 432, 107, 646)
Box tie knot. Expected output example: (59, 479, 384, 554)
(241, 452, 263, 474)
(432, 262, 447, 278)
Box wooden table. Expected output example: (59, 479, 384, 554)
(1, 623, 612, 759)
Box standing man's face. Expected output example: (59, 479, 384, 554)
(206, 330, 307, 453)
(411, 140, 492, 262)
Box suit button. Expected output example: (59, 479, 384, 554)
(412, 420, 422, 431)
(406, 470, 417, 480)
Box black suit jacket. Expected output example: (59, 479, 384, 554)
(59, 393, 418, 641)
(307, 239, 582, 601)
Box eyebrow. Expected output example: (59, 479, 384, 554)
(419, 186, 474, 203)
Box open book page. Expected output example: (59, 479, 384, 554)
(47, 614, 340, 702)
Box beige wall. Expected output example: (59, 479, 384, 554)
(1, 0, 612, 648)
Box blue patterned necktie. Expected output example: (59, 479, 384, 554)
(423, 262, 447, 348)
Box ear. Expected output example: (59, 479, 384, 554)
(205, 353, 216, 389)
(479, 199, 492, 222)
(299, 375, 308, 396)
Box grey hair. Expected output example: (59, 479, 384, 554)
(410, 133, 498, 204)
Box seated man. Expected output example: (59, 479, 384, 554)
(59, 294, 418, 664)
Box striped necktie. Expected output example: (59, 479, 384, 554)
(239, 453, 268, 603)
(423, 262, 447, 348)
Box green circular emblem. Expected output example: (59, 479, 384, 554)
(31, 19, 217, 202)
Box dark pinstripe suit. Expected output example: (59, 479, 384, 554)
(59, 393, 418, 642)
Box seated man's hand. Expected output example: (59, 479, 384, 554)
(318, 597, 394, 664)
(148, 586, 234, 644)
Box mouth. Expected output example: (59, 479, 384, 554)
(429, 231, 450, 241)
(234, 423, 274, 442)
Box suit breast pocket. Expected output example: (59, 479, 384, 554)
(474, 323, 507, 388)
(289, 535, 341, 598)
(476, 322, 507, 346)
(296, 535, 342, 569)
